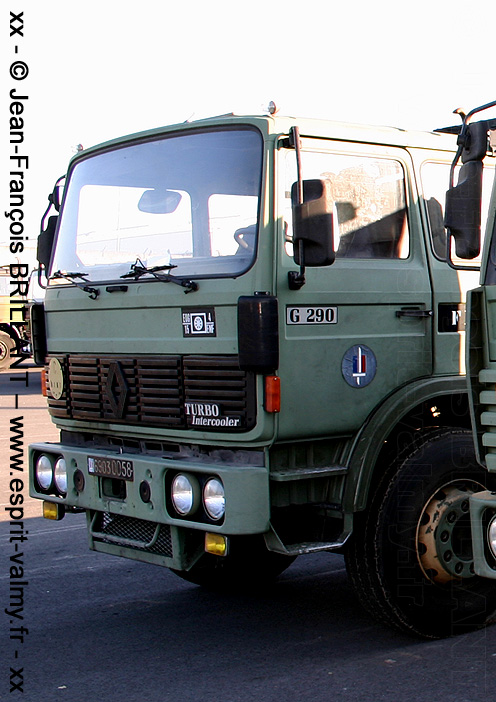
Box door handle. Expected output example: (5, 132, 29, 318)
(396, 308, 433, 318)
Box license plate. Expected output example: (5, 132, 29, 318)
(87, 456, 134, 481)
(286, 306, 338, 325)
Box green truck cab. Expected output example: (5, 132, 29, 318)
(29, 110, 496, 638)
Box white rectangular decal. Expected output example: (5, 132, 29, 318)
(184, 402, 241, 428)
(286, 306, 338, 325)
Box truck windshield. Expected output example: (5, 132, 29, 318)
(50, 128, 263, 282)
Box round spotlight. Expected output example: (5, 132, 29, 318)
(488, 515, 496, 560)
(203, 478, 225, 521)
(54, 457, 68, 495)
(36, 454, 53, 490)
(171, 473, 199, 516)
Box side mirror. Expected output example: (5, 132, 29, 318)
(291, 179, 336, 267)
(445, 119, 490, 263)
(49, 179, 65, 212)
(445, 160, 482, 259)
(37, 215, 57, 270)
(36, 176, 66, 275)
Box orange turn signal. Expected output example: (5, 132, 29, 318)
(264, 375, 281, 413)
(41, 368, 48, 397)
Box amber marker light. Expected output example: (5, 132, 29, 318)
(264, 375, 281, 413)
(41, 367, 48, 397)
(42, 501, 64, 521)
(205, 533, 228, 557)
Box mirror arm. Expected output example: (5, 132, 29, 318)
(37, 266, 47, 290)
(288, 239, 306, 290)
(290, 126, 303, 206)
(288, 126, 306, 289)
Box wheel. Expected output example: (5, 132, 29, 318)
(0, 332, 15, 371)
(345, 429, 496, 638)
(171, 535, 296, 590)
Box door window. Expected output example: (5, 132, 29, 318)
(284, 150, 409, 259)
(421, 160, 495, 261)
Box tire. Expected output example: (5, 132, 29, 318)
(345, 428, 496, 638)
(171, 535, 296, 590)
(0, 331, 15, 371)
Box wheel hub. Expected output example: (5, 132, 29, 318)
(0, 340, 8, 361)
(417, 481, 483, 584)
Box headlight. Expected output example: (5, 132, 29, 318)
(488, 515, 496, 559)
(171, 473, 199, 516)
(36, 455, 53, 490)
(203, 478, 225, 521)
(54, 457, 68, 494)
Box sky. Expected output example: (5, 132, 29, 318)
(2, 0, 495, 261)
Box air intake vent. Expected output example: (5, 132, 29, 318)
(91, 511, 173, 557)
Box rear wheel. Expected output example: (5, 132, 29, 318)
(345, 429, 496, 638)
(171, 535, 296, 590)
(0, 332, 15, 371)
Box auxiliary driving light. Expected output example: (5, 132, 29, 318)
(203, 478, 225, 521)
(205, 533, 228, 556)
(54, 457, 68, 495)
(43, 501, 65, 521)
(35, 455, 53, 490)
(489, 515, 496, 560)
(171, 473, 199, 516)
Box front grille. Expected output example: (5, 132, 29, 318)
(91, 511, 173, 557)
(47, 354, 255, 432)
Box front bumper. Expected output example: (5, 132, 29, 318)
(29, 441, 270, 569)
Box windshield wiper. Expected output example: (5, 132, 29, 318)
(51, 271, 100, 300)
(120, 260, 198, 293)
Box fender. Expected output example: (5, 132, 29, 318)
(345, 375, 470, 512)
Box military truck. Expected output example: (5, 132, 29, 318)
(28, 109, 496, 639)
(0, 264, 30, 370)
(441, 101, 496, 589)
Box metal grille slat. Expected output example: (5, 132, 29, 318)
(47, 354, 255, 431)
(137, 357, 182, 427)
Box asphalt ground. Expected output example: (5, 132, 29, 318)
(1, 364, 495, 701)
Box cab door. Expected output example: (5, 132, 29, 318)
(276, 138, 432, 440)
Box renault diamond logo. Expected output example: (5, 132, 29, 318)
(105, 361, 129, 419)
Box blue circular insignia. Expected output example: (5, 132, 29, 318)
(342, 344, 377, 388)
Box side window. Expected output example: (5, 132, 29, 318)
(421, 160, 496, 261)
(285, 151, 409, 259)
(420, 162, 451, 259)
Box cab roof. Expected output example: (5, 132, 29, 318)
(69, 111, 458, 166)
